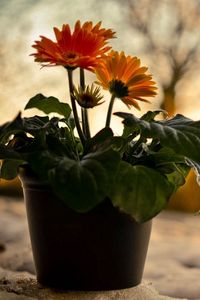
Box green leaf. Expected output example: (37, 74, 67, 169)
(23, 116, 50, 133)
(166, 164, 189, 189)
(147, 147, 187, 172)
(45, 134, 76, 158)
(67, 116, 76, 130)
(117, 113, 139, 138)
(148, 147, 185, 164)
(0, 113, 51, 144)
(27, 151, 60, 181)
(0, 145, 22, 159)
(185, 158, 200, 185)
(85, 127, 113, 153)
(84, 149, 120, 188)
(147, 148, 190, 189)
(0, 159, 24, 180)
(116, 113, 200, 164)
(25, 93, 71, 119)
(0, 113, 24, 143)
(141, 110, 167, 121)
(49, 149, 121, 212)
(50, 158, 106, 212)
(85, 127, 126, 154)
(109, 161, 174, 223)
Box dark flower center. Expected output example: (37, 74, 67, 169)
(81, 94, 94, 106)
(64, 52, 80, 70)
(65, 52, 78, 59)
(109, 79, 129, 98)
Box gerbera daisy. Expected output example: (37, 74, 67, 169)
(95, 50, 157, 110)
(31, 20, 115, 70)
(73, 84, 104, 108)
(81, 21, 115, 40)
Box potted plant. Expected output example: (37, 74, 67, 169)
(0, 20, 200, 291)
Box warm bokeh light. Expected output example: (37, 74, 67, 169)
(0, 0, 199, 136)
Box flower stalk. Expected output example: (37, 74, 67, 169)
(106, 94, 116, 127)
(67, 69, 86, 145)
(80, 68, 91, 139)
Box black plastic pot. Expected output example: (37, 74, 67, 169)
(19, 165, 152, 291)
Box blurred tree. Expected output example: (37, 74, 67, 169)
(124, 0, 200, 115)
(122, 0, 200, 211)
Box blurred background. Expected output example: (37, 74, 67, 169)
(0, 0, 200, 211)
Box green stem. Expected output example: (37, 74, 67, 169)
(106, 94, 116, 127)
(67, 69, 86, 146)
(80, 68, 91, 139)
(80, 68, 85, 89)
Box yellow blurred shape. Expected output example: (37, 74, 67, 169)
(168, 170, 200, 213)
(0, 177, 22, 197)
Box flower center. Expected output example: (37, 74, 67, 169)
(66, 52, 78, 59)
(109, 79, 129, 98)
(80, 94, 94, 107)
(63, 52, 80, 69)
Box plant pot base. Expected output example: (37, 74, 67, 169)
(37, 278, 142, 291)
(19, 166, 152, 291)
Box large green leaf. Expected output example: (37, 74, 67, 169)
(85, 127, 126, 155)
(146, 147, 187, 172)
(27, 150, 61, 181)
(0, 113, 50, 144)
(147, 148, 190, 188)
(120, 109, 166, 138)
(0, 113, 24, 143)
(109, 161, 174, 223)
(85, 127, 113, 153)
(141, 110, 167, 121)
(148, 147, 185, 165)
(25, 94, 71, 119)
(1, 159, 24, 180)
(115, 113, 200, 164)
(23, 116, 51, 133)
(49, 149, 121, 212)
(45, 134, 74, 157)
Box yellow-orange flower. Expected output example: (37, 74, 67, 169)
(31, 20, 115, 70)
(95, 51, 157, 109)
(73, 84, 104, 108)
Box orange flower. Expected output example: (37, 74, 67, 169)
(95, 51, 157, 109)
(31, 20, 115, 70)
(81, 21, 115, 40)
